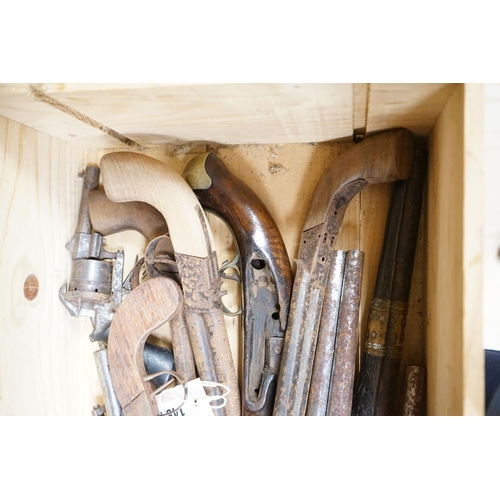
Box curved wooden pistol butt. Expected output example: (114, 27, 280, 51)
(184, 152, 293, 416)
(107, 277, 183, 416)
(100, 152, 241, 416)
(274, 128, 415, 416)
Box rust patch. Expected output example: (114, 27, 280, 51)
(398, 364, 426, 416)
(24, 274, 39, 301)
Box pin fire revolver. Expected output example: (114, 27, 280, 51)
(59, 166, 175, 416)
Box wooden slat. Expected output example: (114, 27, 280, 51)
(482, 84, 500, 351)
(1, 83, 458, 150)
(0, 84, 126, 149)
(366, 83, 457, 140)
(462, 83, 484, 416)
(0, 116, 102, 415)
(0, 83, 354, 149)
(0, 83, 220, 96)
(427, 83, 484, 416)
(53, 83, 355, 146)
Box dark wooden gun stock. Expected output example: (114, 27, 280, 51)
(273, 128, 414, 416)
(183, 152, 293, 416)
(351, 149, 427, 416)
(88, 187, 168, 242)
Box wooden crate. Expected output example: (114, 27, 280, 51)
(0, 83, 484, 416)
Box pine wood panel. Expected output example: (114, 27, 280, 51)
(366, 83, 457, 139)
(52, 83, 355, 146)
(427, 83, 483, 416)
(0, 83, 354, 149)
(1, 83, 458, 150)
(0, 116, 102, 415)
(0, 84, 125, 149)
(462, 83, 484, 415)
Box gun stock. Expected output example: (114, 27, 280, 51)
(100, 152, 241, 416)
(183, 152, 293, 416)
(107, 277, 184, 416)
(88, 187, 168, 242)
(273, 128, 414, 416)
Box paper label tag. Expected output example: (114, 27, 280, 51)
(156, 378, 216, 417)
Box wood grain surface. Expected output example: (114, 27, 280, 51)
(0, 117, 101, 415)
(107, 277, 183, 416)
(427, 84, 484, 416)
(0, 83, 456, 149)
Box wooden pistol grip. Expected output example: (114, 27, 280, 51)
(88, 188, 168, 241)
(100, 152, 214, 257)
(100, 152, 241, 416)
(183, 152, 293, 330)
(183, 153, 293, 416)
(107, 277, 183, 416)
(304, 128, 414, 231)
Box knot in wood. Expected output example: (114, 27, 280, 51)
(23, 274, 39, 301)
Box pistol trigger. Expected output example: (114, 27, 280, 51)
(220, 296, 243, 317)
(219, 253, 243, 317)
(122, 264, 135, 292)
(219, 253, 241, 283)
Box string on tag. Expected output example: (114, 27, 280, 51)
(144, 370, 187, 416)
(192, 381, 231, 410)
(148, 371, 231, 415)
